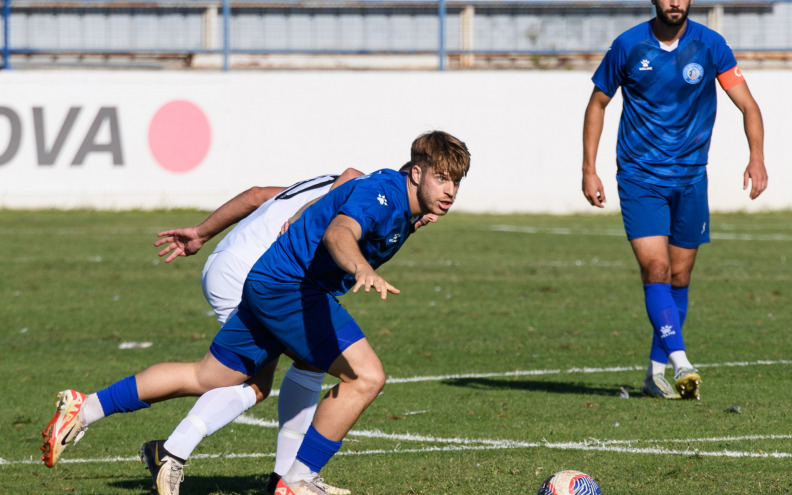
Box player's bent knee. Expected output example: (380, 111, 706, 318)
(352, 369, 386, 400)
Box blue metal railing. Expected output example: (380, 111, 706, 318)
(438, 0, 446, 71)
(223, 0, 230, 71)
(1, 0, 789, 71)
(2, 0, 10, 69)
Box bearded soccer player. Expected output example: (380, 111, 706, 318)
(581, 0, 768, 399)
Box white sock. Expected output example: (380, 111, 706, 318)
(283, 459, 316, 484)
(645, 360, 668, 380)
(164, 384, 257, 460)
(80, 393, 106, 426)
(273, 366, 325, 476)
(669, 351, 694, 374)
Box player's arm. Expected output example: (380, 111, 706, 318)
(281, 168, 365, 235)
(156, 186, 286, 263)
(723, 78, 768, 200)
(582, 87, 612, 208)
(323, 213, 399, 300)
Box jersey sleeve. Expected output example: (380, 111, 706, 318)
(337, 182, 392, 238)
(592, 36, 628, 97)
(710, 33, 742, 90)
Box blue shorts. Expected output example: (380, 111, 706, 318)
(210, 278, 365, 376)
(617, 175, 710, 249)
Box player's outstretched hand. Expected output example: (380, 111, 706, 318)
(743, 159, 768, 200)
(352, 267, 400, 300)
(155, 227, 205, 263)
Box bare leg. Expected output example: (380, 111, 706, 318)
(135, 351, 251, 403)
(312, 338, 385, 441)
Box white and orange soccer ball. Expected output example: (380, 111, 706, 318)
(536, 470, 602, 495)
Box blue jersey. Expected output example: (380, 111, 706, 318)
(247, 168, 414, 296)
(592, 19, 737, 186)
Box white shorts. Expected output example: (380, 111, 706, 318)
(201, 251, 253, 325)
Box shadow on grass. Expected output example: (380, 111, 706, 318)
(110, 473, 270, 494)
(442, 377, 640, 397)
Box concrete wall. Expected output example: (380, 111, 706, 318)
(0, 70, 788, 214)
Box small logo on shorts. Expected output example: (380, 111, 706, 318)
(701, 222, 707, 234)
(683, 63, 704, 84)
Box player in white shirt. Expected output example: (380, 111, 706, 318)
(150, 169, 363, 495)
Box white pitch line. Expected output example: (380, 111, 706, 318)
(267, 359, 791, 397)
(489, 224, 792, 242)
(585, 434, 792, 447)
(232, 417, 792, 452)
(6, 435, 791, 466)
(233, 414, 533, 446)
(542, 442, 792, 458)
(5, 361, 789, 467)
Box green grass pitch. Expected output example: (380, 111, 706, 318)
(1, 209, 790, 494)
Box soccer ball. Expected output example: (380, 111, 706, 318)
(536, 470, 602, 495)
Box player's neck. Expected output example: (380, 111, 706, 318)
(652, 18, 687, 45)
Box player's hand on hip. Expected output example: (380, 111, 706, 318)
(744, 159, 768, 200)
(582, 173, 607, 208)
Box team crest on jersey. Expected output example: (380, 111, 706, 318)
(682, 63, 704, 84)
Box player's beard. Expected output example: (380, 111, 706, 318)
(656, 5, 689, 26)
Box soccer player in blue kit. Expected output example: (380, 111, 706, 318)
(41, 130, 470, 495)
(581, 0, 768, 399)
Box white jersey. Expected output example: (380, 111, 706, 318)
(201, 174, 338, 323)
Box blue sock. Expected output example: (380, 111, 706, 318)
(295, 424, 342, 473)
(644, 283, 685, 355)
(96, 376, 150, 416)
(649, 334, 667, 364)
(649, 285, 690, 364)
(671, 285, 689, 328)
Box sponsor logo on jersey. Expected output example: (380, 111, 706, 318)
(388, 233, 401, 243)
(377, 194, 388, 206)
(639, 59, 653, 71)
(683, 63, 704, 84)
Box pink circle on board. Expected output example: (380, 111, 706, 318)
(148, 100, 211, 173)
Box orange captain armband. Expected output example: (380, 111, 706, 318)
(717, 65, 744, 91)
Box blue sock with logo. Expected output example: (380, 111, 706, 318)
(644, 283, 685, 356)
(649, 285, 690, 363)
(671, 285, 689, 328)
(295, 424, 342, 473)
(96, 376, 150, 416)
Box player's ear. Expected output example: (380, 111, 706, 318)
(410, 164, 423, 184)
